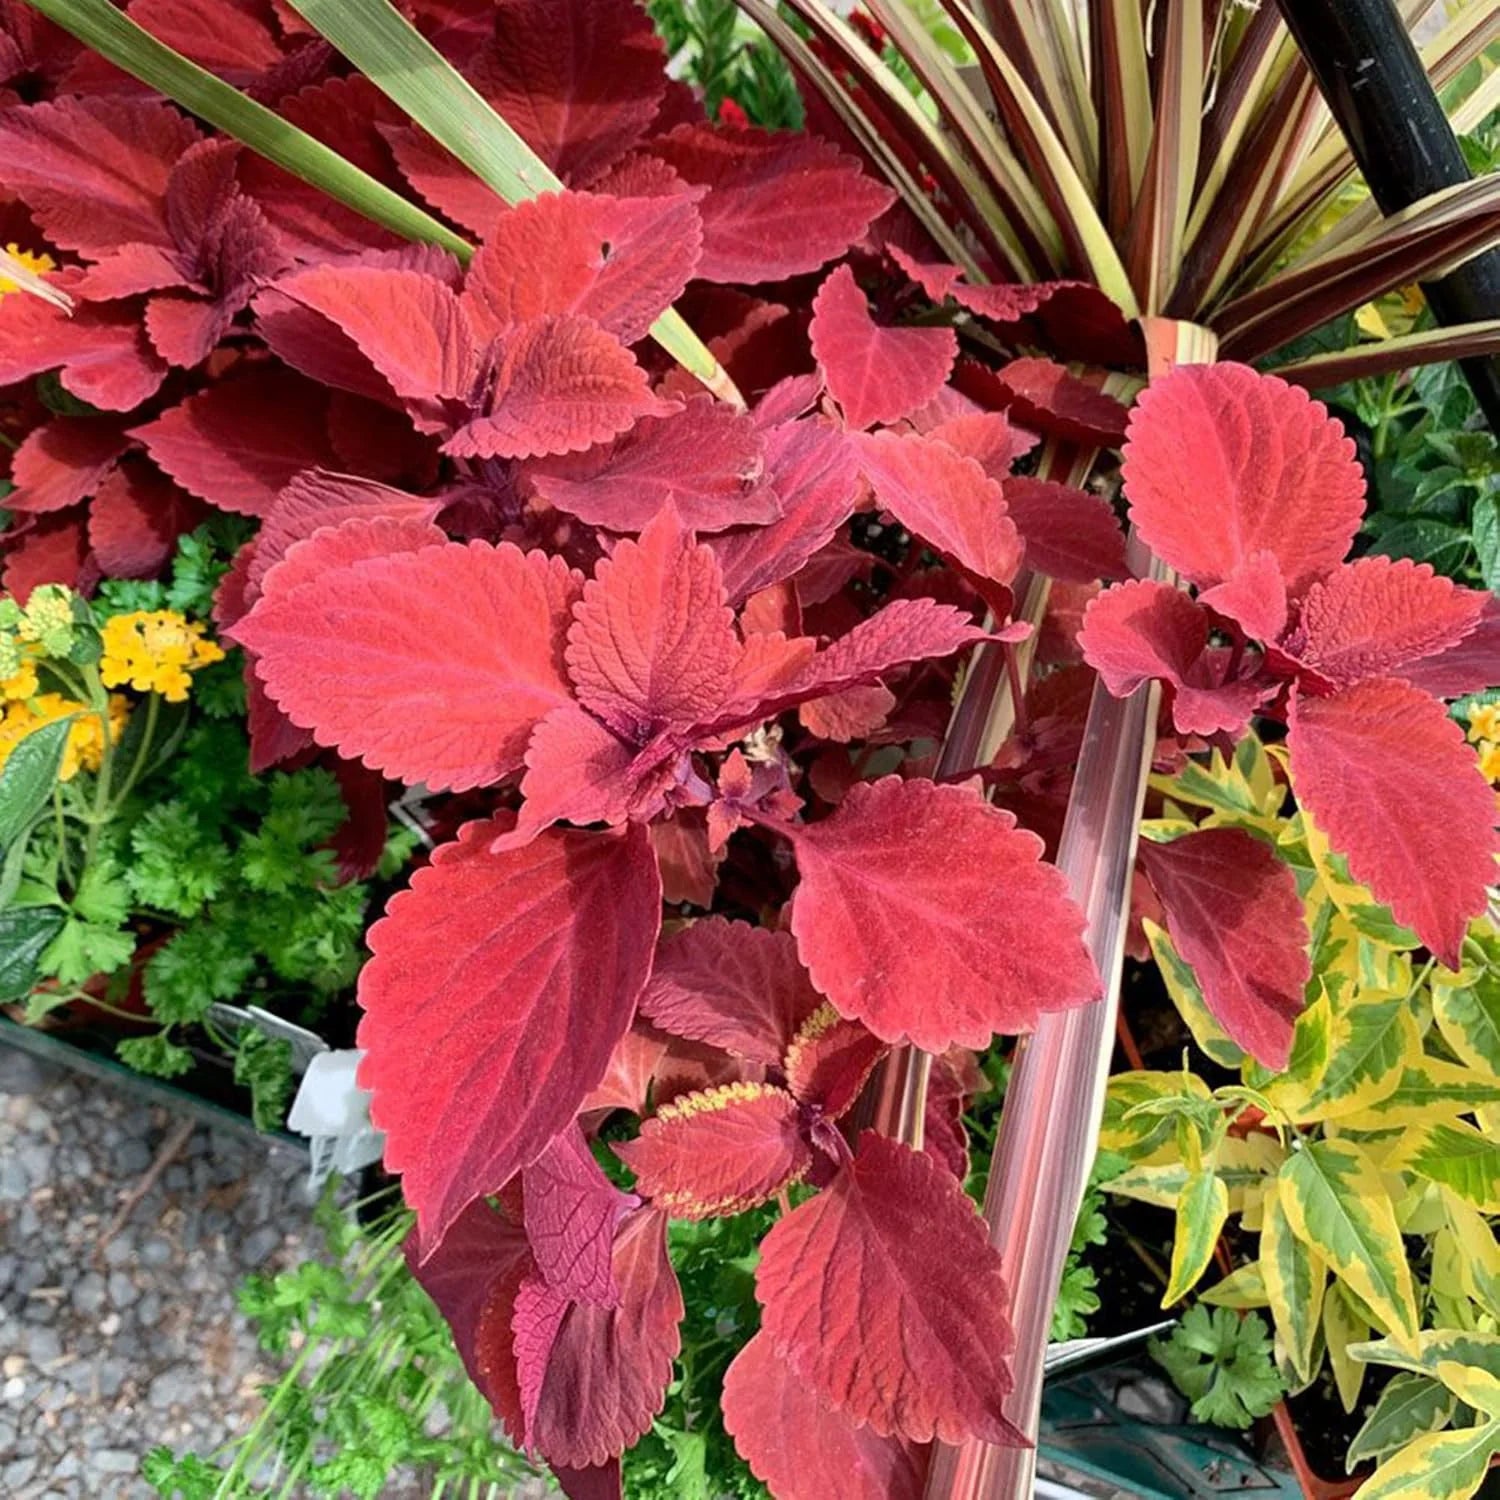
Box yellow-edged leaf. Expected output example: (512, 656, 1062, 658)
(1279, 1139, 1420, 1349)
(1347, 1371, 1458, 1471)
(1303, 998, 1420, 1121)
(1200, 1261, 1269, 1308)
(1434, 1362, 1500, 1419)
(1337, 1057, 1500, 1129)
(1151, 736, 1283, 823)
(1109, 1135, 1281, 1211)
(1352, 1419, 1500, 1500)
(1444, 1192, 1500, 1319)
(1165, 1168, 1229, 1305)
(1326, 1281, 1371, 1413)
(1144, 921, 1247, 1069)
(1347, 1330, 1500, 1381)
(1305, 819, 1422, 951)
(1262, 1176, 1326, 1384)
(1403, 1121, 1500, 1212)
(1258, 989, 1333, 1118)
(1100, 1070, 1210, 1160)
(1433, 958, 1500, 1078)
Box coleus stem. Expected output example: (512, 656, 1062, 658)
(922, 320, 1216, 1500)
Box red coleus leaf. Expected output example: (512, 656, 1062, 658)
(0, 95, 197, 256)
(0, 288, 167, 411)
(614, 1081, 811, 1219)
(566, 503, 742, 739)
(1, 513, 95, 604)
(231, 535, 578, 791)
(993, 357, 1128, 447)
(503, 704, 645, 845)
(445, 315, 674, 460)
(6, 417, 129, 514)
(1282, 556, 1488, 690)
(512, 1273, 571, 1449)
(723, 1332, 928, 1500)
(522, 1125, 636, 1306)
(712, 419, 862, 604)
(638, 918, 823, 1066)
(643, 125, 894, 284)
(783, 1003, 888, 1120)
(1404, 597, 1500, 699)
(552, 1462, 621, 1500)
(649, 811, 722, 907)
(481, 1206, 683, 1468)
(1137, 829, 1310, 1069)
(360, 818, 662, 1252)
(329, 755, 391, 885)
(1287, 678, 1497, 967)
(472, 0, 665, 187)
(462, 190, 702, 346)
(756, 1132, 1023, 1444)
(854, 429, 1022, 614)
(925, 410, 1038, 480)
(787, 777, 1098, 1051)
(1077, 579, 1275, 737)
(523, 399, 775, 533)
(798, 682, 896, 742)
(87, 462, 206, 578)
(1123, 363, 1364, 594)
(1002, 476, 1127, 584)
(809, 265, 956, 431)
(130, 365, 340, 516)
(1197, 550, 1289, 642)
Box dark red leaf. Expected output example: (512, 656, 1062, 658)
(783, 1003, 888, 1119)
(511, 1271, 570, 1450)
(648, 811, 722, 907)
(87, 463, 206, 578)
(993, 357, 1128, 447)
(643, 125, 893, 284)
(552, 1461, 622, 1500)
(328, 755, 390, 884)
(1138, 829, 1309, 1068)
(524, 398, 775, 533)
(810, 265, 956, 431)
(798, 683, 896, 742)
(756, 1132, 1023, 1444)
(1287, 678, 1497, 967)
(613, 1082, 810, 1218)
(505, 704, 642, 847)
(0, 289, 167, 411)
(232, 535, 579, 791)
(1123, 363, 1364, 593)
(360, 817, 662, 1251)
(522, 1125, 635, 1306)
(6, 418, 128, 514)
(463, 190, 702, 346)
(723, 1332, 928, 1500)
(1, 512, 94, 603)
(787, 777, 1098, 1051)
(1002, 476, 1127, 583)
(1403, 597, 1500, 699)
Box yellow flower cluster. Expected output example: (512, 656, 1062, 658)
(99, 611, 225, 703)
(1466, 703, 1500, 785)
(0, 244, 55, 298)
(0, 673, 127, 781)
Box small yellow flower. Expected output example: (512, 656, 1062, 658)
(99, 610, 225, 703)
(1469, 703, 1500, 743)
(1479, 741, 1500, 786)
(0, 244, 55, 298)
(0, 692, 126, 780)
(1, 660, 39, 703)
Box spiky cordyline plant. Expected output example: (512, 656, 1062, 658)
(730, 1, 1500, 1493)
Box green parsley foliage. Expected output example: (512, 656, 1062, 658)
(94, 517, 254, 621)
(233, 1029, 295, 1133)
(1151, 1305, 1284, 1430)
(116, 1033, 195, 1080)
(128, 802, 234, 918)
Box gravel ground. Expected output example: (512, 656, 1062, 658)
(0, 1041, 318, 1500)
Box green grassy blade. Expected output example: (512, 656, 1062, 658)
(284, 0, 741, 404)
(21, 0, 471, 259)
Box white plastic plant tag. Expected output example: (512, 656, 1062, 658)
(287, 1049, 385, 1192)
(206, 1003, 330, 1072)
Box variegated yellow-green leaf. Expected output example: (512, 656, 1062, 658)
(1347, 1372, 1458, 1470)
(1444, 1192, 1500, 1319)
(1144, 921, 1247, 1069)
(1254, 989, 1332, 1117)
(1434, 1362, 1500, 1419)
(1164, 1168, 1229, 1306)
(1432, 962, 1500, 1078)
(1151, 736, 1283, 825)
(1100, 1070, 1210, 1161)
(1109, 1135, 1281, 1212)
(1404, 1121, 1500, 1212)
(1200, 1261, 1269, 1309)
(1305, 818, 1421, 951)
(1348, 1330, 1500, 1381)
(1351, 1418, 1500, 1500)
(1279, 1139, 1420, 1349)
(1326, 1281, 1371, 1413)
(1261, 1176, 1326, 1384)
(1338, 1057, 1500, 1129)
(1304, 998, 1419, 1121)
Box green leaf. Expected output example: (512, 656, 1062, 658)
(40, 916, 135, 987)
(1433, 964, 1500, 1076)
(1150, 1306, 1283, 1431)
(0, 717, 72, 848)
(0, 906, 66, 1000)
(1351, 1419, 1500, 1500)
(1371, 517, 1472, 574)
(1404, 1121, 1500, 1212)
(1305, 996, 1415, 1118)
(127, 803, 233, 919)
(1164, 1167, 1229, 1306)
(1261, 1177, 1326, 1385)
(1349, 1330, 1500, 1382)
(143, 922, 256, 1024)
(0, 824, 35, 912)
(1473, 494, 1500, 592)
(1325, 1281, 1370, 1414)
(234, 1028, 295, 1132)
(1347, 1372, 1458, 1470)
(117, 1033, 195, 1080)
(1337, 1058, 1500, 1127)
(1278, 1138, 1419, 1349)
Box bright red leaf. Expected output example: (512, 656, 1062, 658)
(1404, 597, 1500, 699)
(925, 410, 1038, 480)
(1137, 829, 1310, 1068)
(810, 265, 956, 431)
(783, 1004, 888, 1120)
(614, 1082, 811, 1219)
(1123, 362, 1364, 593)
(755, 1132, 1023, 1444)
(6, 417, 129, 514)
(723, 1332, 928, 1500)
(787, 777, 1098, 1051)
(643, 125, 893, 284)
(359, 817, 662, 1252)
(522, 1125, 635, 1306)
(1287, 678, 1497, 967)
(1197, 550, 1289, 642)
(993, 357, 1128, 447)
(639, 918, 823, 1066)
(0, 288, 167, 411)
(1002, 476, 1127, 584)
(232, 535, 579, 791)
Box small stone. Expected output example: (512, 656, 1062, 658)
(0, 1159, 26, 1201)
(71, 1272, 106, 1316)
(89, 1447, 137, 1474)
(98, 1312, 121, 1338)
(136, 1292, 162, 1327)
(106, 1270, 138, 1309)
(102, 1236, 134, 1268)
(2, 1355, 25, 1377)
(2, 1376, 24, 1402)
(96, 1359, 126, 1399)
(140, 1236, 173, 1268)
(239, 1225, 281, 1267)
(112, 1138, 152, 1175)
(3, 1455, 37, 1488)
(0, 1047, 50, 1095)
(26, 1326, 61, 1367)
(148, 1367, 197, 1410)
